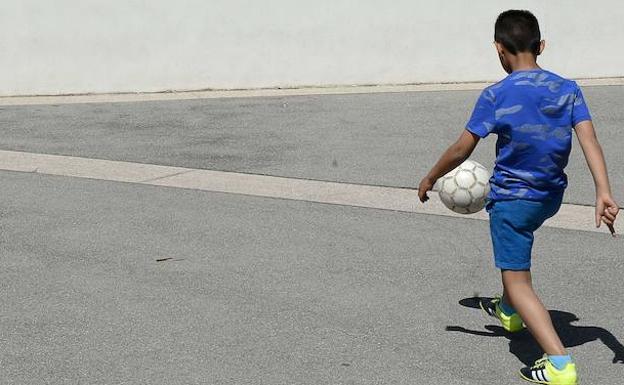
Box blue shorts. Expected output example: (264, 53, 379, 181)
(486, 193, 563, 270)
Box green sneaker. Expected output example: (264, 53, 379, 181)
(520, 355, 578, 385)
(480, 296, 525, 333)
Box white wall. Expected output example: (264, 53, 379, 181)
(1, 0, 623, 96)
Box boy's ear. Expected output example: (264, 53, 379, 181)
(537, 40, 546, 56)
(494, 42, 505, 55)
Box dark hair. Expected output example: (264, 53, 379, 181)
(495, 10, 541, 55)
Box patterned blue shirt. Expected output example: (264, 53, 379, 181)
(466, 69, 592, 201)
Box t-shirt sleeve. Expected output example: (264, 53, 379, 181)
(571, 85, 592, 126)
(466, 90, 497, 138)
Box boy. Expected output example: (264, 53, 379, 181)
(418, 10, 619, 385)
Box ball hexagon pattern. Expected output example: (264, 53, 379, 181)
(436, 160, 491, 214)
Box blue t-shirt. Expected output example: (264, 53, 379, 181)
(466, 69, 592, 201)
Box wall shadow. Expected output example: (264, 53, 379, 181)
(446, 296, 624, 366)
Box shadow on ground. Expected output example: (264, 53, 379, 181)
(446, 297, 624, 366)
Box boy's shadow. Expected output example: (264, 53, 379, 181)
(446, 297, 624, 366)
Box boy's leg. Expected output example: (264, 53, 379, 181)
(502, 269, 566, 355)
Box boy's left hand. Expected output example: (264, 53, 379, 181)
(596, 194, 619, 236)
(418, 177, 435, 203)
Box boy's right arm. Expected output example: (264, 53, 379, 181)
(574, 120, 619, 234)
(418, 130, 480, 203)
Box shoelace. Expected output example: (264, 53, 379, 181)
(531, 356, 549, 369)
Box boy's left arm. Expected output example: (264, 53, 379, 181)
(574, 120, 619, 234)
(418, 130, 480, 202)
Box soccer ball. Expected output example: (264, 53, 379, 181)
(435, 160, 491, 214)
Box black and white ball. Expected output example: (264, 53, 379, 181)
(435, 160, 491, 214)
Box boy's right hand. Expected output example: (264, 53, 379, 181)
(418, 176, 436, 203)
(596, 194, 619, 236)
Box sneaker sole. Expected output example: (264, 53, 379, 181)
(519, 371, 578, 385)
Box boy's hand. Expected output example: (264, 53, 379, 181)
(418, 176, 436, 203)
(595, 194, 619, 236)
(417, 130, 480, 204)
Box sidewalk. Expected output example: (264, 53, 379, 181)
(1, 85, 622, 206)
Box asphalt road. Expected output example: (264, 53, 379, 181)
(1, 85, 623, 206)
(1, 89, 623, 384)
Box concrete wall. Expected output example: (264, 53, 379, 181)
(2, 0, 623, 96)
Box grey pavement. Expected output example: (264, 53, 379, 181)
(1, 171, 623, 385)
(1, 88, 624, 385)
(1, 86, 623, 206)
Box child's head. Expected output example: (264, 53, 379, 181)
(494, 10, 545, 73)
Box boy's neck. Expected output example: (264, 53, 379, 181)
(508, 52, 541, 73)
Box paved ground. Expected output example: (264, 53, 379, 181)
(1, 85, 623, 206)
(1, 87, 623, 384)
